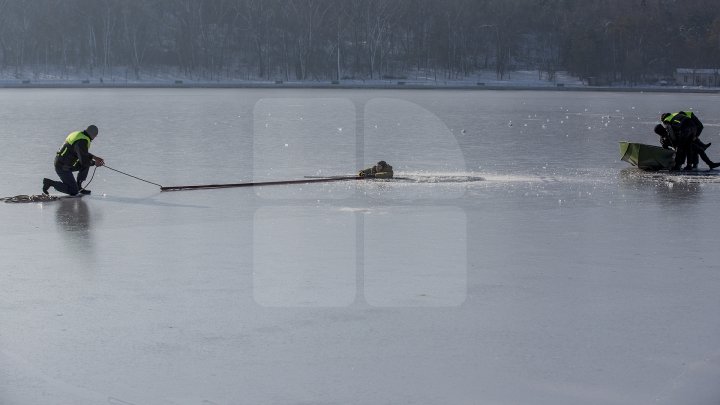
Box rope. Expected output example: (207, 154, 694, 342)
(103, 165, 163, 188)
(3, 194, 62, 203)
(80, 166, 98, 192)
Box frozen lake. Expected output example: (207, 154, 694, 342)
(2, 88, 720, 404)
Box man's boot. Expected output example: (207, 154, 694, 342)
(42, 178, 52, 195)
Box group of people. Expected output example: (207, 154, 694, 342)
(46, 110, 713, 197)
(41, 125, 393, 197)
(654, 111, 720, 170)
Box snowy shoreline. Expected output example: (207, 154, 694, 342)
(1, 79, 717, 93)
(2, 70, 717, 93)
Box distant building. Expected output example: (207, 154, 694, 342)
(675, 68, 720, 87)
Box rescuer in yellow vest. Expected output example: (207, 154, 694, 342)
(42, 125, 105, 196)
(659, 112, 719, 170)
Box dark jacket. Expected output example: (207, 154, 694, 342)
(663, 111, 703, 144)
(54, 131, 95, 171)
(686, 111, 704, 137)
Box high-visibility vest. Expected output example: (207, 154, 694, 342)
(663, 112, 685, 125)
(56, 131, 92, 166)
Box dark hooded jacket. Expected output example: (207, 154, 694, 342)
(54, 131, 95, 171)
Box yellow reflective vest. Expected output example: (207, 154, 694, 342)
(55, 131, 93, 169)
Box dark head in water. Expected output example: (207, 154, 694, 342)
(358, 160, 394, 178)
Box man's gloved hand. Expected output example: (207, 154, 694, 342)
(94, 156, 105, 167)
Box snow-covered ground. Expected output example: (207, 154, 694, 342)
(1, 68, 714, 93)
(0, 67, 579, 85)
(0, 67, 684, 90)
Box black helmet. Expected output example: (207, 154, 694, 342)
(86, 125, 99, 137)
(377, 160, 387, 168)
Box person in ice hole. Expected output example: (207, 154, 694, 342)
(358, 160, 394, 178)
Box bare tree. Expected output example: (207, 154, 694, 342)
(1, 0, 719, 84)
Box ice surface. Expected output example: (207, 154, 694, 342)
(2, 89, 720, 404)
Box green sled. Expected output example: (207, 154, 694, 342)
(619, 141, 675, 170)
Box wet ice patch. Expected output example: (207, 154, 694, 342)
(396, 172, 486, 183)
(622, 168, 720, 184)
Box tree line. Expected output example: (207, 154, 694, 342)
(0, 0, 718, 84)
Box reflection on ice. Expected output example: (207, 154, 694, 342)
(54, 198, 91, 233)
